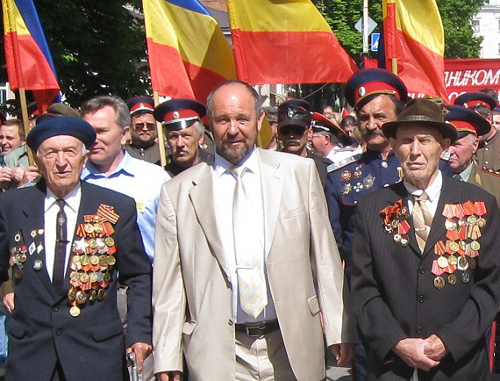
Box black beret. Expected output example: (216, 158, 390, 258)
(27, 116, 96, 151)
(277, 99, 312, 129)
(154, 99, 206, 131)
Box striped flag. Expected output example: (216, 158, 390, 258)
(2, 0, 60, 112)
(227, 0, 358, 85)
(383, 0, 448, 100)
(143, 0, 236, 102)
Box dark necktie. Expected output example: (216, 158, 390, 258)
(53, 199, 68, 292)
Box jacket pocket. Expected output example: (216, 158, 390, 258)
(92, 319, 123, 342)
(8, 319, 26, 339)
(307, 295, 320, 316)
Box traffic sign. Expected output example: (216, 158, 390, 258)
(371, 33, 381, 52)
(354, 17, 377, 35)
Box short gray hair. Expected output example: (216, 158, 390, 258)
(80, 95, 131, 129)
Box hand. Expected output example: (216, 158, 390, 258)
(2, 293, 14, 314)
(330, 343, 356, 366)
(17, 166, 40, 186)
(0, 167, 12, 184)
(393, 338, 440, 371)
(156, 371, 182, 381)
(424, 334, 449, 361)
(126, 342, 152, 373)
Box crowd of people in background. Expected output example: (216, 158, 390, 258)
(0, 69, 498, 380)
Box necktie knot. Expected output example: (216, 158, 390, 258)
(414, 192, 428, 203)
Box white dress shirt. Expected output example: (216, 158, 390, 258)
(44, 184, 81, 281)
(212, 147, 276, 323)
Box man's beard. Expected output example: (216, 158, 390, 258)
(216, 143, 251, 165)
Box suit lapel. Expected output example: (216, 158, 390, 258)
(258, 149, 283, 258)
(20, 182, 58, 299)
(189, 165, 229, 278)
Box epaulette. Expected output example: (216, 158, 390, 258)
(327, 153, 362, 173)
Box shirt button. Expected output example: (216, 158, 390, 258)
(381, 161, 388, 168)
(53, 307, 59, 312)
(417, 327, 422, 335)
(418, 295, 424, 303)
(228, 319, 234, 326)
(418, 267, 425, 274)
(56, 329, 62, 336)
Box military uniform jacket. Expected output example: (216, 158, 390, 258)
(0, 181, 152, 381)
(326, 149, 402, 276)
(475, 129, 500, 172)
(468, 161, 500, 209)
(351, 177, 500, 380)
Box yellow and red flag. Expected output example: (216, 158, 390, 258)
(2, 0, 60, 112)
(383, 0, 448, 100)
(227, 0, 358, 85)
(143, 0, 236, 103)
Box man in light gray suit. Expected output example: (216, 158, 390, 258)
(152, 80, 354, 381)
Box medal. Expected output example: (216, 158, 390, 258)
(462, 272, 470, 283)
(448, 254, 458, 266)
(437, 256, 448, 269)
(69, 305, 80, 317)
(447, 274, 457, 285)
(434, 276, 445, 289)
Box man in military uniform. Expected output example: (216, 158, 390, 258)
(326, 69, 408, 278)
(277, 99, 331, 186)
(454, 92, 500, 174)
(445, 105, 500, 208)
(352, 98, 500, 380)
(154, 98, 213, 177)
(125, 96, 162, 165)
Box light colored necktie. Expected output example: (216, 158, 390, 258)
(412, 192, 433, 253)
(230, 166, 267, 318)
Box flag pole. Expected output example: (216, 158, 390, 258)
(18, 88, 35, 166)
(153, 91, 167, 168)
(363, 0, 369, 54)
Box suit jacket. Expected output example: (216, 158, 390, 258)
(351, 176, 500, 380)
(153, 148, 351, 381)
(0, 181, 152, 381)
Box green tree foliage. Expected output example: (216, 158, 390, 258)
(313, 0, 484, 60)
(0, 0, 149, 108)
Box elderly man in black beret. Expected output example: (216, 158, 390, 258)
(0, 117, 152, 380)
(352, 99, 500, 380)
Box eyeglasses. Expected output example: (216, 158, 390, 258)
(311, 134, 326, 139)
(133, 122, 156, 130)
(280, 125, 306, 136)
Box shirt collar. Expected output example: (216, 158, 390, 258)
(458, 161, 474, 182)
(404, 170, 442, 203)
(214, 145, 259, 177)
(45, 182, 81, 213)
(83, 151, 134, 178)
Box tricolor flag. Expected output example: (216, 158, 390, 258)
(383, 0, 448, 100)
(227, 0, 358, 85)
(143, 0, 236, 103)
(2, 0, 60, 112)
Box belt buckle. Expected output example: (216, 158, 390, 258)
(245, 323, 265, 337)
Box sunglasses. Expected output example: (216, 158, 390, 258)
(133, 122, 156, 130)
(280, 125, 307, 136)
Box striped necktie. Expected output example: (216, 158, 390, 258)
(412, 192, 433, 253)
(230, 166, 267, 318)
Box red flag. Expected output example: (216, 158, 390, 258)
(2, 0, 60, 112)
(227, 0, 358, 85)
(383, 0, 448, 100)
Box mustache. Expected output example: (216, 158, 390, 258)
(285, 139, 302, 145)
(362, 128, 385, 140)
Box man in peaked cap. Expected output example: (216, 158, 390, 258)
(0, 116, 153, 380)
(352, 98, 500, 380)
(310, 112, 361, 165)
(154, 98, 213, 177)
(445, 105, 500, 208)
(454, 92, 500, 174)
(125, 95, 162, 165)
(277, 99, 331, 186)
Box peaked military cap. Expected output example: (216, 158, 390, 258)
(127, 96, 155, 116)
(153, 99, 206, 131)
(443, 105, 491, 138)
(277, 99, 312, 129)
(454, 92, 497, 111)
